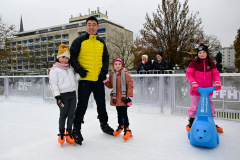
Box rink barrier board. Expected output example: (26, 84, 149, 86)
(0, 73, 240, 121)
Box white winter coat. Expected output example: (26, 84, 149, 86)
(49, 64, 77, 97)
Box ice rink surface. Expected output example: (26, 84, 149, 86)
(0, 97, 239, 160)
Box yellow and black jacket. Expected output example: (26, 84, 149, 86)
(70, 33, 109, 81)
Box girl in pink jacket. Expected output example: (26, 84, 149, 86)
(185, 44, 223, 133)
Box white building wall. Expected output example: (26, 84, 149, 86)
(214, 47, 235, 72)
(221, 47, 235, 70)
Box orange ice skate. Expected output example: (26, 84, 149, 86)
(123, 127, 133, 142)
(114, 125, 123, 136)
(66, 129, 75, 145)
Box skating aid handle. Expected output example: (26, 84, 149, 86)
(190, 85, 215, 95)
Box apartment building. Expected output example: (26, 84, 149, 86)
(1, 10, 133, 75)
(213, 47, 235, 72)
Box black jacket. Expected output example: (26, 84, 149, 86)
(137, 61, 152, 72)
(69, 32, 109, 80)
(152, 59, 168, 70)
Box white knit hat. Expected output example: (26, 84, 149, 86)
(142, 55, 148, 60)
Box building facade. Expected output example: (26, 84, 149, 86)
(1, 11, 133, 75)
(213, 47, 235, 72)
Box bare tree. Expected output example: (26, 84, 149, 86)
(0, 16, 15, 49)
(0, 16, 16, 75)
(234, 28, 240, 72)
(132, 0, 205, 69)
(107, 28, 134, 69)
(201, 34, 221, 54)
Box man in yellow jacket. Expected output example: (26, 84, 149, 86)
(70, 16, 114, 145)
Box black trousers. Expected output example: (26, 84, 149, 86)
(74, 80, 108, 129)
(59, 91, 76, 131)
(116, 106, 129, 127)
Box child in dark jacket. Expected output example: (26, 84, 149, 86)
(186, 44, 223, 133)
(104, 58, 134, 141)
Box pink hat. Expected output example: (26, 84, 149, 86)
(112, 57, 123, 65)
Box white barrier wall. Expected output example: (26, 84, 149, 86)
(1, 73, 240, 120)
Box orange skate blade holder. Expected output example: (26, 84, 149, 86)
(124, 135, 133, 142)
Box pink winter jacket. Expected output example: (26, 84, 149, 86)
(186, 58, 221, 96)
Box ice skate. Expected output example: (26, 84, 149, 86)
(72, 129, 83, 145)
(114, 125, 123, 136)
(123, 127, 133, 142)
(186, 118, 194, 132)
(66, 129, 75, 145)
(100, 123, 114, 136)
(216, 125, 223, 133)
(58, 130, 65, 146)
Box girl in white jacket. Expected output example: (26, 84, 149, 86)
(49, 44, 76, 146)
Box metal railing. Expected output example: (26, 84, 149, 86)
(0, 73, 240, 121)
(128, 70, 185, 74)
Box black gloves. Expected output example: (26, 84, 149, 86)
(55, 96, 64, 107)
(78, 68, 89, 78)
(98, 71, 107, 81)
(126, 97, 132, 106)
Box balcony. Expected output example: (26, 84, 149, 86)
(48, 57, 55, 62)
(41, 64, 47, 69)
(17, 66, 22, 70)
(11, 42, 17, 45)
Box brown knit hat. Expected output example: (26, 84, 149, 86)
(57, 44, 70, 59)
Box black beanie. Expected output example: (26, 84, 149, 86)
(156, 51, 163, 57)
(197, 44, 208, 54)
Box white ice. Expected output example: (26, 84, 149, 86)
(0, 96, 239, 160)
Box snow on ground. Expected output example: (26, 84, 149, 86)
(0, 96, 240, 160)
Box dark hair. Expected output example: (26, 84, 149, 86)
(196, 55, 211, 65)
(155, 51, 163, 57)
(86, 16, 98, 25)
(55, 57, 69, 64)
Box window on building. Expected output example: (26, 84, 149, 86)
(78, 31, 86, 36)
(79, 23, 85, 27)
(63, 41, 69, 45)
(48, 43, 54, 47)
(50, 27, 62, 32)
(55, 35, 61, 40)
(66, 24, 79, 29)
(39, 29, 48, 34)
(97, 28, 106, 33)
(41, 37, 47, 41)
(48, 36, 54, 42)
(62, 34, 69, 39)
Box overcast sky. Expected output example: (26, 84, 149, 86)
(1, 0, 240, 47)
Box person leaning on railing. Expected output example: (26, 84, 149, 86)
(152, 51, 168, 74)
(137, 55, 152, 74)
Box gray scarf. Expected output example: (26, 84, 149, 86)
(112, 69, 126, 104)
